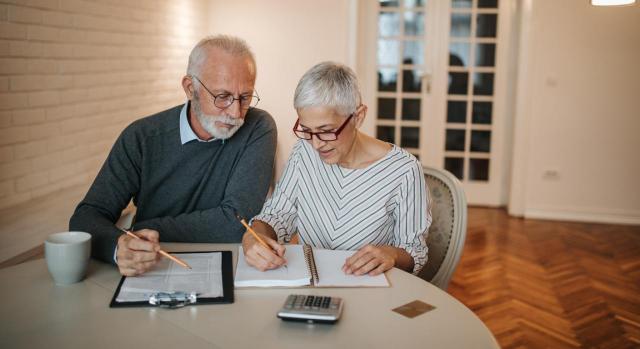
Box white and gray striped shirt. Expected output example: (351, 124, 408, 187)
(254, 140, 432, 274)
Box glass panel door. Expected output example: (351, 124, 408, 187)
(365, 0, 512, 205)
(444, 0, 498, 183)
(375, 0, 426, 160)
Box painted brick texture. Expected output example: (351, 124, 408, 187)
(0, 0, 209, 209)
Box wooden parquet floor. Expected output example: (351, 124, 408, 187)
(448, 207, 640, 349)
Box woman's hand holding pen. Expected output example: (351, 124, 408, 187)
(116, 229, 161, 276)
(241, 220, 287, 271)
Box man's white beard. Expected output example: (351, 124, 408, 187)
(192, 96, 244, 140)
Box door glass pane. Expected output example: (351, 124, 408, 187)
(472, 101, 492, 124)
(402, 69, 421, 92)
(405, 0, 425, 9)
(473, 72, 494, 95)
(447, 101, 466, 123)
(452, 0, 472, 8)
(448, 72, 468, 94)
(403, 40, 423, 65)
(404, 11, 424, 36)
(401, 127, 420, 148)
(378, 98, 396, 119)
(450, 14, 471, 38)
(445, 129, 465, 151)
(475, 43, 495, 67)
(445, 157, 464, 180)
(476, 14, 497, 38)
(378, 68, 398, 92)
(469, 158, 489, 181)
(379, 0, 399, 7)
(377, 126, 395, 143)
(478, 0, 498, 9)
(378, 39, 400, 65)
(402, 98, 420, 120)
(379, 12, 401, 37)
(470, 130, 491, 152)
(449, 43, 470, 67)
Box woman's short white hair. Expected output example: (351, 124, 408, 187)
(294, 61, 362, 116)
(187, 35, 256, 78)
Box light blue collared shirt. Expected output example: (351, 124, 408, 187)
(179, 101, 218, 144)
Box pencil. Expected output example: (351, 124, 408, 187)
(120, 229, 192, 270)
(237, 216, 287, 269)
(238, 218, 270, 250)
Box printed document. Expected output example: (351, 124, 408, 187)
(116, 252, 223, 302)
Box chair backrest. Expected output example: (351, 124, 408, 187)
(417, 166, 467, 290)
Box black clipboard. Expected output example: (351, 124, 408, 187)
(109, 250, 234, 308)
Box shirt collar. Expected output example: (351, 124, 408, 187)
(179, 101, 218, 145)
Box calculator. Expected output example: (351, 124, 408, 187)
(277, 295, 344, 324)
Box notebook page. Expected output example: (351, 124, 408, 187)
(313, 249, 390, 287)
(116, 252, 223, 302)
(234, 245, 310, 287)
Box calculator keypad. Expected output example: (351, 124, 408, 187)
(278, 295, 343, 323)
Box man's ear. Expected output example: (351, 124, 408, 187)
(182, 75, 195, 100)
(354, 105, 368, 128)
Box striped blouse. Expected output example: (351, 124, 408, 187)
(254, 140, 432, 274)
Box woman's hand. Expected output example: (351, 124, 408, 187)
(241, 230, 287, 271)
(342, 245, 399, 276)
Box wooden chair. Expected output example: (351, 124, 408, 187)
(417, 166, 468, 290)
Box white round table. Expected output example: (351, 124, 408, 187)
(0, 243, 498, 349)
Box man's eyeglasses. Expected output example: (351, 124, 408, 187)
(192, 76, 260, 110)
(292, 113, 354, 141)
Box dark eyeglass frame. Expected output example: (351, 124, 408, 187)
(292, 113, 355, 141)
(191, 75, 260, 110)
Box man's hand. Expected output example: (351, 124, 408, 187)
(342, 245, 398, 276)
(241, 231, 287, 271)
(116, 229, 161, 276)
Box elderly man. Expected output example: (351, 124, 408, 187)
(70, 35, 277, 276)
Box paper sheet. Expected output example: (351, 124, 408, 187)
(116, 252, 223, 302)
(313, 249, 389, 287)
(234, 245, 310, 287)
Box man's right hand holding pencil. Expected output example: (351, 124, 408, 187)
(116, 229, 161, 276)
(240, 219, 287, 271)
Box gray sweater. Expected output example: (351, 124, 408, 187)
(69, 103, 277, 264)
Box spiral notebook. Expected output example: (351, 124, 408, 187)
(234, 245, 389, 288)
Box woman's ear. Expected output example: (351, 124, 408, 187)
(354, 104, 367, 128)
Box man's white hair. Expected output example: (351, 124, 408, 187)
(293, 61, 362, 116)
(187, 35, 256, 79)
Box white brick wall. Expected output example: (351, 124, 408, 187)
(0, 0, 209, 210)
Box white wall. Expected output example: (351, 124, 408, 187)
(208, 0, 355, 179)
(0, 0, 209, 210)
(509, 0, 640, 224)
(0, 0, 210, 262)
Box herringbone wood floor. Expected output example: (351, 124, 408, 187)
(449, 207, 640, 349)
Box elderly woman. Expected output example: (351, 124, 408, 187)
(242, 62, 431, 276)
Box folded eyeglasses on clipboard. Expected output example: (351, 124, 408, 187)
(148, 291, 198, 308)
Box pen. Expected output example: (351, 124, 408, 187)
(119, 228, 192, 270)
(237, 216, 287, 269)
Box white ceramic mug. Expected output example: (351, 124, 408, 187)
(45, 231, 91, 285)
